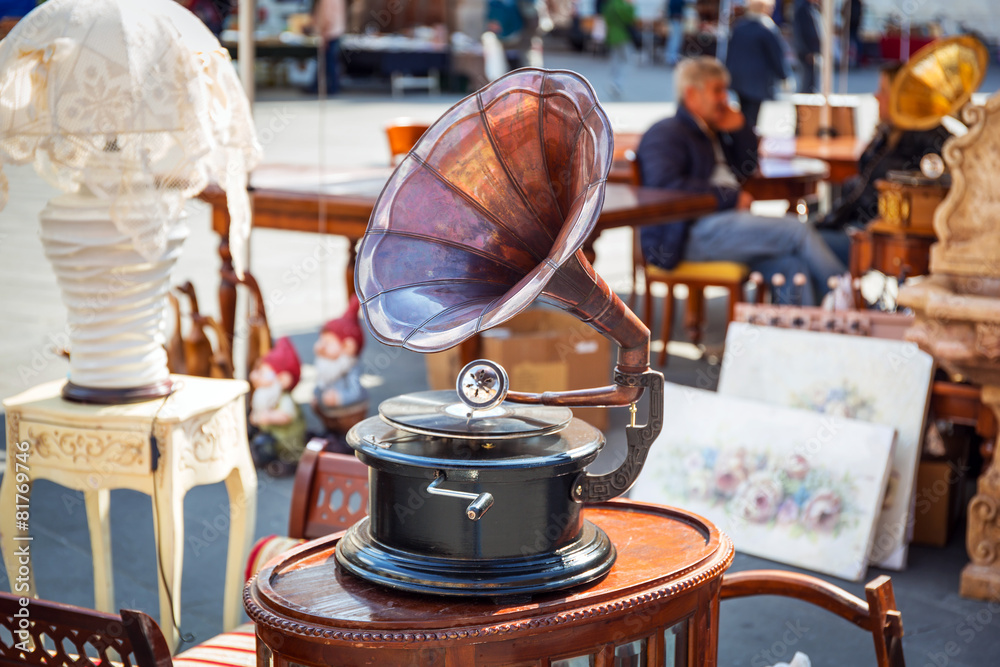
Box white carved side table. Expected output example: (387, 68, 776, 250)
(0, 375, 257, 651)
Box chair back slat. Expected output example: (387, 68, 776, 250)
(0, 594, 169, 667)
(289, 439, 370, 540)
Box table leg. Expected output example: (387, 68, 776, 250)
(222, 454, 258, 631)
(346, 239, 358, 299)
(152, 485, 185, 651)
(0, 463, 35, 600)
(219, 235, 237, 365)
(685, 288, 705, 346)
(84, 489, 115, 613)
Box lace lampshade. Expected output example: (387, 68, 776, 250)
(0, 0, 261, 403)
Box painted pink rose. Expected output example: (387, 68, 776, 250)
(776, 498, 799, 524)
(783, 454, 810, 481)
(803, 490, 842, 532)
(733, 472, 783, 523)
(713, 452, 748, 499)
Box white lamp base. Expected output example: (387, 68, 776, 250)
(39, 192, 188, 403)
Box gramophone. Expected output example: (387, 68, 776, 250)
(873, 35, 988, 237)
(335, 69, 664, 597)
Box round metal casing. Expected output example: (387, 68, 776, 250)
(338, 411, 612, 595)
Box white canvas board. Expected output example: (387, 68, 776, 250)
(717, 322, 935, 570)
(631, 383, 897, 581)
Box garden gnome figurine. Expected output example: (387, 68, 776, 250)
(312, 296, 368, 445)
(249, 337, 306, 476)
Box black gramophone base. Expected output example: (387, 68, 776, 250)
(335, 517, 616, 597)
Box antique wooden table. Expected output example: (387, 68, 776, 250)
(244, 499, 734, 667)
(198, 166, 717, 351)
(611, 133, 830, 201)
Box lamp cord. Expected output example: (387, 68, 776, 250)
(148, 387, 197, 653)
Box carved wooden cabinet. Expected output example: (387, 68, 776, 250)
(245, 500, 734, 667)
(849, 222, 934, 283)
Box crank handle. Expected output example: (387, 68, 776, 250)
(427, 474, 494, 521)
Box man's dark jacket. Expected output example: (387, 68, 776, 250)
(792, 0, 821, 57)
(637, 105, 759, 269)
(726, 16, 790, 102)
(819, 123, 952, 228)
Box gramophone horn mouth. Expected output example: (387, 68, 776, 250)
(355, 67, 650, 390)
(889, 34, 988, 131)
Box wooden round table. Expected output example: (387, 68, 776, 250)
(244, 499, 734, 667)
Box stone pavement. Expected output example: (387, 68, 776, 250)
(2, 47, 1000, 666)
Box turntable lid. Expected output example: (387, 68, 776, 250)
(378, 390, 572, 439)
(346, 412, 604, 477)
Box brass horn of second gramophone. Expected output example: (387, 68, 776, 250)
(889, 34, 989, 131)
(355, 68, 654, 409)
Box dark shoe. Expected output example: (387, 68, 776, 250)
(249, 432, 278, 468)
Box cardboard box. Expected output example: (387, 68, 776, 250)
(425, 308, 613, 431)
(911, 458, 967, 547)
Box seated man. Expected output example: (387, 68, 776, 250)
(638, 56, 844, 306)
(815, 60, 953, 264)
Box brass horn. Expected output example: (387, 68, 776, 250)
(889, 34, 989, 131)
(356, 68, 655, 411)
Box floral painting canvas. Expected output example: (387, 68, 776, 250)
(631, 383, 897, 581)
(717, 323, 935, 570)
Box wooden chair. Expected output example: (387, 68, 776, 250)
(243, 440, 369, 580)
(173, 282, 234, 380)
(625, 150, 759, 366)
(167, 272, 271, 381)
(385, 120, 430, 166)
(0, 592, 172, 667)
(794, 99, 856, 138)
(721, 570, 905, 667)
(288, 439, 369, 540)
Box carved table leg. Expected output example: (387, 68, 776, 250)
(152, 476, 185, 650)
(960, 384, 1000, 600)
(346, 238, 358, 299)
(222, 436, 258, 632)
(686, 287, 705, 346)
(0, 412, 37, 602)
(85, 489, 115, 613)
(219, 236, 237, 366)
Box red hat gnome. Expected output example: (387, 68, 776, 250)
(249, 337, 306, 476)
(313, 296, 369, 440)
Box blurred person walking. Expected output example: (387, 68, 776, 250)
(309, 0, 346, 96)
(844, 0, 863, 67)
(602, 0, 636, 99)
(664, 0, 685, 66)
(725, 0, 790, 128)
(792, 0, 822, 93)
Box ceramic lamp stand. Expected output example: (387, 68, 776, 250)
(38, 192, 188, 403)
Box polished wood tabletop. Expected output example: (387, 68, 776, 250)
(201, 164, 718, 238)
(198, 164, 717, 349)
(245, 499, 734, 666)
